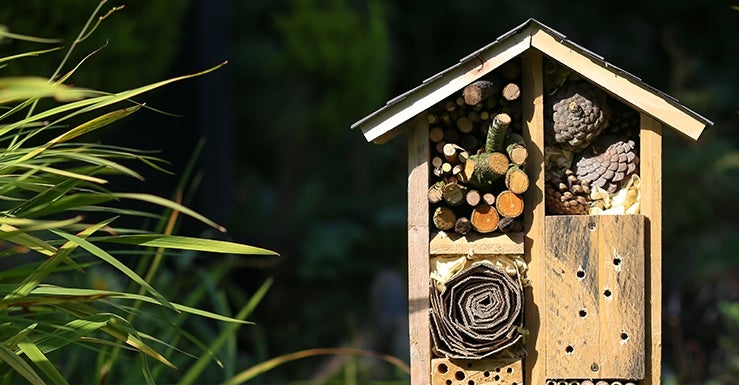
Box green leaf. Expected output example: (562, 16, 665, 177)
(0, 216, 82, 232)
(19, 193, 116, 219)
(34, 314, 110, 353)
(112, 193, 228, 232)
(0, 46, 63, 64)
(54, 302, 177, 369)
(0, 343, 46, 385)
(0, 62, 227, 138)
(220, 348, 411, 385)
(50, 229, 174, 311)
(8, 163, 107, 184)
(0, 77, 93, 104)
(31, 286, 254, 324)
(7, 218, 115, 298)
(91, 234, 277, 255)
(180, 278, 272, 385)
(0, 223, 57, 256)
(9, 177, 86, 218)
(17, 338, 70, 385)
(18, 104, 143, 163)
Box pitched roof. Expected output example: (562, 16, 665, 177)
(351, 18, 713, 144)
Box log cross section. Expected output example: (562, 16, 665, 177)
(544, 215, 645, 379)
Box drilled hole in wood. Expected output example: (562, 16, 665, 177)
(512, 383, 519, 385)
(547, 382, 556, 385)
(565, 345, 574, 355)
(621, 332, 629, 341)
(467, 380, 475, 385)
(604, 289, 612, 299)
(455, 371, 465, 380)
(445, 380, 452, 385)
(506, 367, 513, 374)
(576, 269, 586, 279)
(483, 371, 490, 377)
(588, 221, 597, 231)
(494, 375, 501, 381)
(437, 363, 448, 373)
(495, 367, 501, 373)
(558, 381, 568, 385)
(579, 308, 588, 318)
(590, 362, 600, 372)
(613, 257, 622, 266)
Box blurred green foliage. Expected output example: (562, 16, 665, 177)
(0, 0, 190, 91)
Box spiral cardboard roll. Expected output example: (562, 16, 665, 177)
(430, 262, 524, 359)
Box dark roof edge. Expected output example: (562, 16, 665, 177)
(351, 18, 713, 133)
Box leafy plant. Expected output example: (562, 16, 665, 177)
(0, 3, 276, 384)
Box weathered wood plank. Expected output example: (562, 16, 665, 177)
(429, 231, 524, 255)
(545, 215, 645, 379)
(521, 48, 546, 385)
(431, 357, 523, 385)
(407, 113, 431, 384)
(640, 114, 663, 385)
(598, 215, 645, 378)
(545, 215, 602, 376)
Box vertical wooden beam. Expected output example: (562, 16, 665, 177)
(521, 48, 546, 385)
(640, 114, 663, 385)
(407, 113, 431, 384)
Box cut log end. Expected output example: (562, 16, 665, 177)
(462, 80, 496, 105)
(502, 83, 521, 101)
(454, 217, 472, 235)
(505, 166, 530, 195)
(507, 144, 528, 166)
(433, 206, 457, 231)
(496, 190, 524, 218)
(442, 182, 466, 206)
(470, 205, 500, 233)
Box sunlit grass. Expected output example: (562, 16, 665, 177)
(0, 2, 276, 384)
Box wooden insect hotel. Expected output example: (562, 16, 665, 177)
(351, 19, 712, 385)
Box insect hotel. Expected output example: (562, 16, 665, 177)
(351, 19, 712, 385)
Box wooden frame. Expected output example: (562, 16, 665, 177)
(355, 18, 710, 385)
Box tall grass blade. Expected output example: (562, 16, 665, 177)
(220, 348, 411, 385)
(0, 223, 57, 256)
(0, 62, 227, 138)
(180, 278, 273, 385)
(34, 314, 110, 353)
(91, 234, 277, 255)
(31, 286, 254, 324)
(50, 229, 174, 310)
(17, 338, 70, 385)
(17, 104, 142, 162)
(0, 343, 46, 385)
(109, 192, 227, 232)
(0, 47, 63, 64)
(8, 218, 115, 298)
(0, 77, 94, 104)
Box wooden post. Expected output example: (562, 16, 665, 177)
(521, 48, 546, 385)
(640, 114, 662, 385)
(407, 113, 431, 384)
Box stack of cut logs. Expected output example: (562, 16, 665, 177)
(428, 66, 528, 236)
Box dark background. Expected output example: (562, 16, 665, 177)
(2, 0, 738, 383)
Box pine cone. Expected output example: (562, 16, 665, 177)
(550, 81, 611, 151)
(574, 134, 639, 193)
(545, 169, 591, 215)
